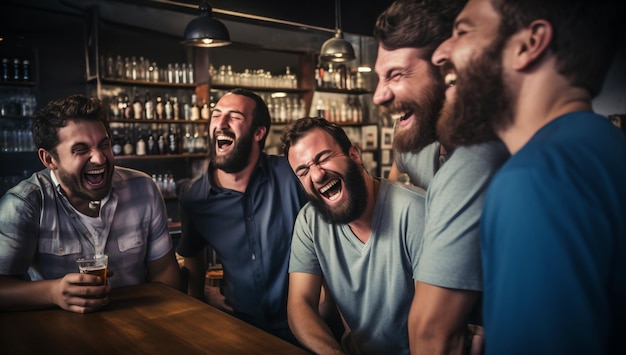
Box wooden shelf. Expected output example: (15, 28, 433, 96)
(97, 77, 198, 88)
(114, 153, 207, 161)
(211, 84, 308, 93)
(108, 119, 209, 124)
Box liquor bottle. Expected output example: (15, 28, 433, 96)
(316, 99, 325, 118)
(22, 60, 30, 81)
(109, 95, 120, 119)
(12, 59, 21, 81)
(187, 63, 194, 84)
(123, 131, 134, 155)
(147, 129, 156, 155)
(181, 63, 187, 84)
(157, 129, 166, 155)
(115, 55, 124, 79)
(135, 128, 146, 156)
(122, 95, 133, 119)
(155, 96, 164, 119)
(1, 58, 9, 81)
(164, 94, 173, 120)
(324, 63, 333, 88)
(167, 126, 178, 154)
(172, 97, 180, 120)
(315, 60, 324, 88)
(132, 92, 143, 120)
(201, 98, 210, 120)
(144, 91, 154, 120)
(111, 128, 123, 156)
(190, 94, 200, 121)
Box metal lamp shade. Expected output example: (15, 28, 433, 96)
(182, 2, 231, 47)
(320, 30, 355, 62)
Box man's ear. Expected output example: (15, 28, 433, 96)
(38, 148, 57, 169)
(512, 19, 553, 71)
(348, 145, 362, 165)
(254, 126, 267, 142)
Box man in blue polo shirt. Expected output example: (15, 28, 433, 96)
(177, 89, 308, 344)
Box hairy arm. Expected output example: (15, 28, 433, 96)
(182, 252, 206, 300)
(409, 280, 479, 354)
(288, 272, 344, 354)
(147, 248, 181, 290)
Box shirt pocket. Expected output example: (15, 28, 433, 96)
(116, 232, 144, 254)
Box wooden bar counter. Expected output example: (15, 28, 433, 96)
(0, 282, 309, 354)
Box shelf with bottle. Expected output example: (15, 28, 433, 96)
(98, 54, 196, 86)
(110, 120, 208, 161)
(106, 88, 212, 123)
(314, 61, 370, 94)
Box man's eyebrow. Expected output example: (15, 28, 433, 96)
(295, 149, 333, 172)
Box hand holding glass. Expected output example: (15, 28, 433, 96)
(76, 254, 108, 285)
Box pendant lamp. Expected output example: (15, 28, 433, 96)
(319, 0, 355, 62)
(182, 0, 231, 47)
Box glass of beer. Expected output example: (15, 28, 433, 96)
(76, 254, 108, 285)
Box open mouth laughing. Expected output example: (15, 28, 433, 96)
(216, 133, 235, 152)
(319, 178, 342, 201)
(444, 72, 457, 87)
(84, 167, 106, 187)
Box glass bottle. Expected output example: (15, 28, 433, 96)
(144, 91, 154, 120)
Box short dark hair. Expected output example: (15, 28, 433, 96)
(373, 0, 466, 60)
(32, 94, 109, 155)
(227, 88, 271, 149)
(281, 117, 353, 157)
(492, 0, 619, 97)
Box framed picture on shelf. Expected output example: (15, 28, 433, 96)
(381, 149, 393, 165)
(361, 125, 378, 150)
(381, 165, 392, 179)
(381, 127, 394, 149)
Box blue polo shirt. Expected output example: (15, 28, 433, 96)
(177, 153, 307, 337)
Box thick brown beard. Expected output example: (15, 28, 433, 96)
(437, 34, 512, 149)
(391, 75, 446, 153)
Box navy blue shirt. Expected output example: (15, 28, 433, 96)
(177, 153, 308, 336)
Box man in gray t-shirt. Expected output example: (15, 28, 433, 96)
(281, 118, 483, 354)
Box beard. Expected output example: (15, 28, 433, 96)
(391, 75, 446, 153)
(210, 128, 254, 174)
(437, 33, 513, 149)
(307, 158, 368, 225)
(55, 163, 113, 202)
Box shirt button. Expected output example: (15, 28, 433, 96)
(251, 254, 256, 260)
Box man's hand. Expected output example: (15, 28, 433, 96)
(51, 273, 110, 313)
(204, 285, 233, 312)
(466, 324, 484, 355)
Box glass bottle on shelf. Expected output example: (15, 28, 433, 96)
(123, 131, 134, 155)
(164, 94, 173, 120)
(187, 63, 194, 84)
(190, 94, 200, 121)
(147, 129, 156, 155)
(115, 56, 124, 79)
(201, 98, 210, 120)
(135, 128, 146, 156)
(167, 126, 178, 154)
(111, 128, 123, 156)
(132, 92, 143, 120)
(172, 97, 180, 120)
(155, 96, 164, 119)
(144, 91, 154, 120)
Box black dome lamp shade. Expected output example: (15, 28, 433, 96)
(320, 0, 355, 62)
(182, 0, 231, 47)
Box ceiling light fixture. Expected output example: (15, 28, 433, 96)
(182, 0, 231, 47)
(319, 0, 355, 62)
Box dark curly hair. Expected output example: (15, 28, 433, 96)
(373, 0, 466, 60)
(280, 117, 353, 157)
(32, 94, 109, 157)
